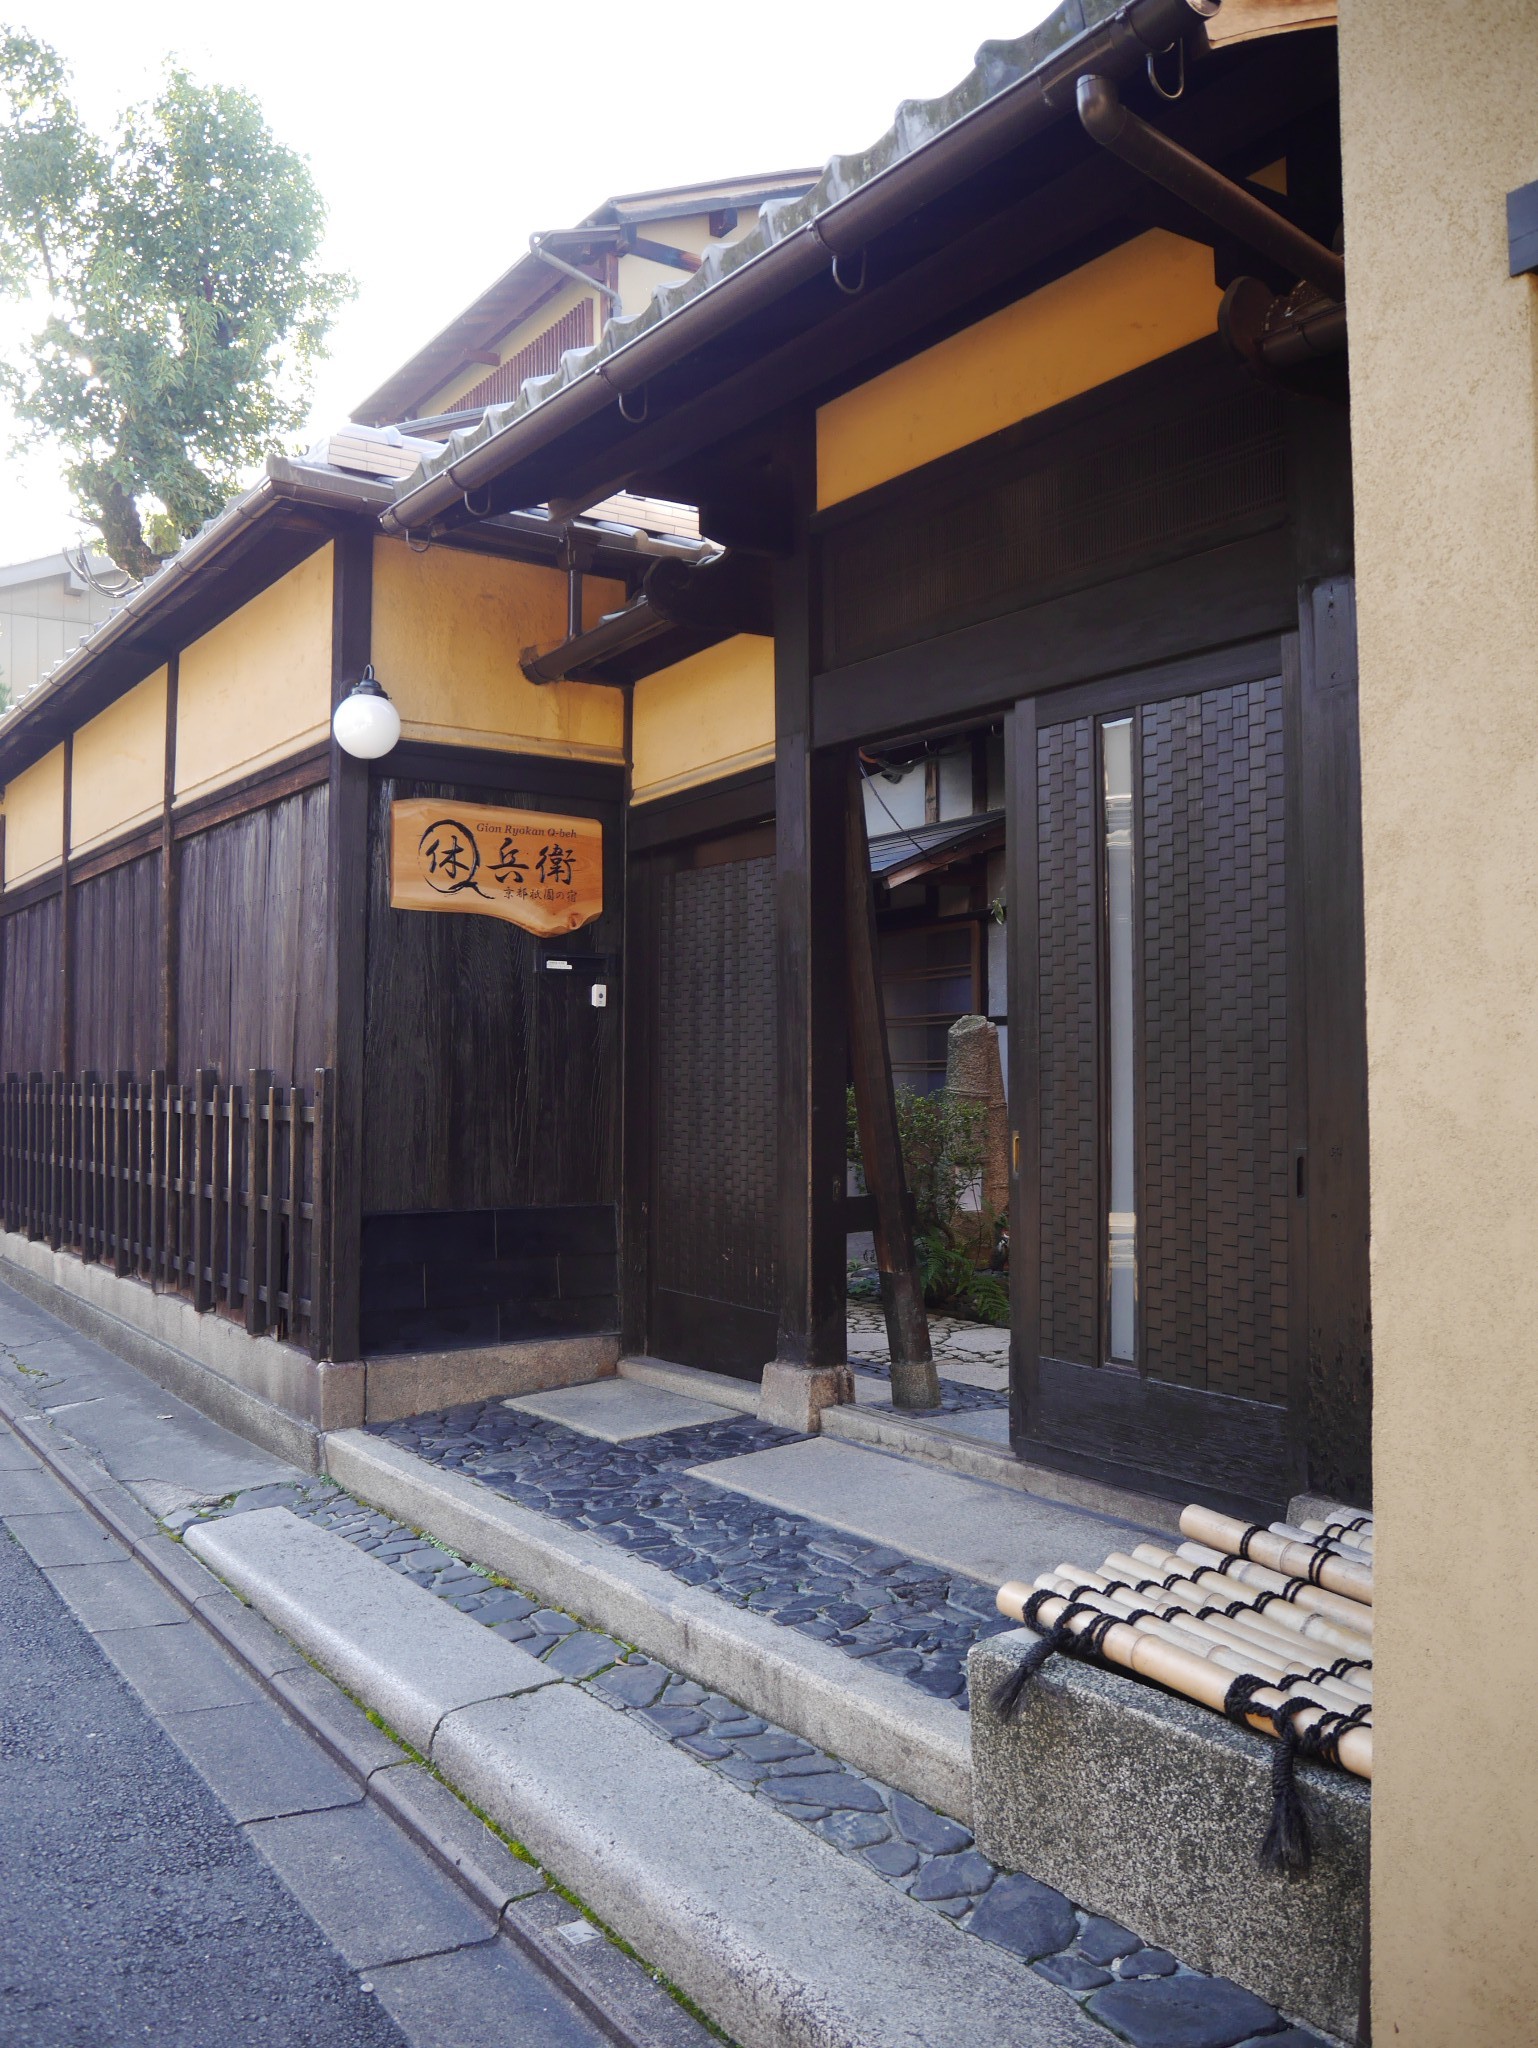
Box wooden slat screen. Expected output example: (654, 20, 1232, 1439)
(0, 1065, 333, 1358)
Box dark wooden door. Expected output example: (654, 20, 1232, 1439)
(643, 825, 778, 1378)
(1010, 655, 1305, 1514)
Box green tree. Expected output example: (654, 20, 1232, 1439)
(0, 31, 350, 575)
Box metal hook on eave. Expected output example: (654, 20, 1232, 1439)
(617, 385, 648, 425)
(831, 248, 867, 296)
(462, 486, 494, 518)
(1146, 37, 1185, 101)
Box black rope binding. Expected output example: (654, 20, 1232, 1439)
(990, 1593, 1119, 1720)
(1223, 1675, 1373, 1879)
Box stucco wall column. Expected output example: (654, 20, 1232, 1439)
(1338, 4, 1538, 2040)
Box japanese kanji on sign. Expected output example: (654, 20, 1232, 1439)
(388, 799, 603, 936)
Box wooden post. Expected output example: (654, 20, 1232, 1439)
(285, 1081, 302, 1339)
(844, 753, 938, 1407)
(58, 736, 73, 1080)
(1005, 699, 1040, 1450)
(48, 1071, 63, 1249)
(762, 413, 852, 1432)
(160, 653, 180, 1077)
(148, 1068, 165, 1285)
(191, 1066, 212, 1309)
(246, 1069, 272, 1334)
(323, 525, 373, 1363)
(113, 1072, 130, 1275)
(224, 1078, 239, 1316)
(310, 1067, 331, 1361)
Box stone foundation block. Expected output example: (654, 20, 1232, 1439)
(757, 1360, 855, 1433)
(968, 1630, 1367, 2042)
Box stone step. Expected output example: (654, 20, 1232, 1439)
(616, 1353, 762, 1416)
(188, 1506, 1101, 2048)
(689, 1435, 1169, 1588)
(324, 1427, 974, 1822)
(821, 1400, 1185, 1534)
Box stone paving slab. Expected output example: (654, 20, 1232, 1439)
(0, 1422, 42, 1470)
(689, 1437, 1164, 1587)
(161, 1697, 364, 1824)
(98, 1615, 267, 1715)
(245, 1801, 496, 1972)
(506, 1379, 740, 1441)
(188, 1505, 559, 1754)
(367, 1936, 618, 2048)
(4, 1501, 129, 1567)
(42, 1556, 187, 1633)
(0, 1462, 72, 1514)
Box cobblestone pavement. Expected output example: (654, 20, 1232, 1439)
(847, 1308, 1009, 1411)
(368, 1404, 1002, 1707)
(191, 1480, 1334, 2048)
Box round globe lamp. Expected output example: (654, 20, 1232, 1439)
(332, 666, 401, 759)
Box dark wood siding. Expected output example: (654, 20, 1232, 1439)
(0, 894, 61, 1074)
(360, 767, 621, 1217)
(176, 783, 331, 1087)
(73, 854, 161, 1078)
(646, 837, 778, 1375)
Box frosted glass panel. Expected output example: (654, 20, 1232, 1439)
(1103, 717, 1136, 1363)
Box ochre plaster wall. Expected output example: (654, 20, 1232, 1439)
(815, 228, 1222, 507)
(371, 539, 625, 762)
(2, 743, 64, 885)
(630, 634, 775, 804)
(175, 546, 333, 804)
(1339, 4, 1538, 2040)
(71, 665, 167, 856)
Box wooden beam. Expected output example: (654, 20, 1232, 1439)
(323, 524, 373, 1363)
(772, 415, 848, 1376)
(844, 753, 937, 1406)
(160, 653, 180, 1076)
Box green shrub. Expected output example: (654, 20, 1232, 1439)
(848, 1084, 1008, 1323)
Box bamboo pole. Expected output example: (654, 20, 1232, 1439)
(1163, 1539, 1375, 1636)
(1039, 1570, 1371, 1712)
(1269, 1520, 1373, 1566)
(1125, 1542, 1374, 1655)
(1180, 1505, 1373, 1607)
(995, 1582, 1373, 1781)
(1094, 1555, 1373, 1692)
(1299, 1514, 1375, 1554)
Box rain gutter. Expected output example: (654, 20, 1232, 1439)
(382, 0, 1220, 537)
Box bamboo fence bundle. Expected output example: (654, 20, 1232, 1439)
(1091, 1555, 1373, 1699)
(1124, 1542, 1373, 1657)
(1167, 1540, 1374, 1637)
(989, 1496, 1376, 1877)
(1180, 1505, 1373, 1606)
(1268, 1520, 1373, 1566)
(1035, 1568, 1371, 1712)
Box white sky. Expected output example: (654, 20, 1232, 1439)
(0, 0, 1056, 565)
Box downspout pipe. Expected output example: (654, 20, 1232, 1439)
(1075, 73, 1346, 303)
(383, 0, 1219, 536)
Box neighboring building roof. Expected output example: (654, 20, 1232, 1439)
(868, 812, 1005, 889)
(353, 170, 819, 429)
(0, 551, 131, 597)
(384, 0, 1206, 530)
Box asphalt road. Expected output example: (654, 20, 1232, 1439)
(0, 1522, 408, 2048)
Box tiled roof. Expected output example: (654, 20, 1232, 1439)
(395, 1, 1133, 509)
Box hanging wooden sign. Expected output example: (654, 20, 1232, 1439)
(389, 799, 603, 937)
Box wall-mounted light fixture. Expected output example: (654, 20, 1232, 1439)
(332, 664, 401, 760)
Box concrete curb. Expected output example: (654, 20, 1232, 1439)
(181, 1505, 1099, 2048)
(325, 1428, 974, 1823)
(0, 1387, 684, 2048)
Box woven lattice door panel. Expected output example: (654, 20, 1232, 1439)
(1139, 680, 1290, 1403)
(653, 854, 777, 1317)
